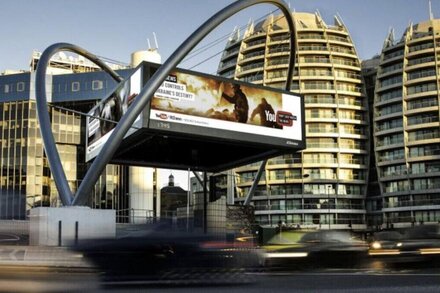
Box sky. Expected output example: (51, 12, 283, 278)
(1, 0, 439, 188)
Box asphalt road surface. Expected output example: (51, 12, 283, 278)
(1, 265, 440, 293)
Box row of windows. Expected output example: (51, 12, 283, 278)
(377, 89, 402, 102)
(384, 177, 440, 193)
(57, 80, 103, 93)
(255, 214, 364, 226)
(376, 118, 402, 131)
(407, 68, 436, 80)
(376, 103, 402, 116)
(237, 183, 364, 197)
(254, 198, 364, 211)
(1, 82, 25, 93)
(1, 79, 105, 95)
(378, 148, 404, 162)
(407, 96, 438, 110)
(380, 75, 402, 87)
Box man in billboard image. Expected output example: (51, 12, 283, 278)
(221, 83, 249, 123)
(99, 91, 123, 136)
(250, 98, 282, 129)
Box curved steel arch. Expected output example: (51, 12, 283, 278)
(35, 0, 296, 206)
(35, 44, 123, 206)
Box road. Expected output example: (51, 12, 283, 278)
(1, 266, 440, 293)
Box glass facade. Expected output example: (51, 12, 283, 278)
(0, 69, 135, 219)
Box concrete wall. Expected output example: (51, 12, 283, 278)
(29, 207, 115, 246)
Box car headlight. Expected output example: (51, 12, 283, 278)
(371, 241, 381, 249)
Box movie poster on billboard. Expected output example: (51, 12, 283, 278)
(86, 67, 142, 160)
(150, 71, 302, 144)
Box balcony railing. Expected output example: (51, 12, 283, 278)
(332, 58, 359, 67)
(407, 55, 435, 66)
(299, 45, 328, 51)
(267, 157, 301, 165)
(384, 198, 440, 208)
(306, 142, 338, 148)
(327, 35, 350, 43)
(305, 96, 335, 104)
(303, 158, 337, 164)
(407, 116, 439, 126)
(408, 131, 440, 141)
(407, 99, 438, 110)
(302, 57, 330, 63)
(377, 155, 404, 162)
(298, 34, 325, 39)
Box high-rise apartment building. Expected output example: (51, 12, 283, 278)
(373, 19, 440, 228)
(217, 12, 369, 229)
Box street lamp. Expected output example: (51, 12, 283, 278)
(285, 172, 288, 225)
(327, 184, 332, 229)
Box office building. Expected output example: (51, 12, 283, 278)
(0, 50, 161, 220)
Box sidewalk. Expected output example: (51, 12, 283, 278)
(0, 245, 92, 268)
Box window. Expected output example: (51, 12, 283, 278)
(71, 82, 80, 92)
(92, 80, 103, 91)
(4, 84, 10, 93)
(17, 82, 25, 92)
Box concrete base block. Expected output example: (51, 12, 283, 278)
(29, 207, 116, 246)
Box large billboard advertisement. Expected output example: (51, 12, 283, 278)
(148, 70, 303, 148)
(85, 62, 305, 167)
(86, 66, 142, 161)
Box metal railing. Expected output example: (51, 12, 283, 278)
(116, 208, 155, 224)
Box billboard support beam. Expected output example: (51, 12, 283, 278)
(243, 159, 267, 206)
(203, 172, 208, 234)
(35, 0, 296, 206)
(193, 171, 209, 193)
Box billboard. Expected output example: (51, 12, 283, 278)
(147, 70, 303, 148)
(86, 66, 142, 161)
(85, 62, 305, 170)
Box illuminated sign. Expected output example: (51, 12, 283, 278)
(148, 70, 303, 147)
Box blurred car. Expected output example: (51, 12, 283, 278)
(368, 224, 440, 263)
(369, 230, 404, 251)
(73, 230, 262, 282)
(263, 230, 368, 269)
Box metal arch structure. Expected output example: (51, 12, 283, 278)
(35, 0, 296, 207)
(35, 44, 123, 206)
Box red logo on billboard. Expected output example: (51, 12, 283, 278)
(276, 111, 296, 127)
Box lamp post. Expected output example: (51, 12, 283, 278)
(327, 184, 332, 230)
(285, 172, 288, 226)
(301, 173, 310, 228)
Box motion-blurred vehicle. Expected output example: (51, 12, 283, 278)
(369, 230, 404, 251)
(73, 229, 262, 283)
(368, 224, 440, 264)
(263, 230, 368, 269)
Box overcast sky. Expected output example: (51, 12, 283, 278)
(1, 0, 438, 188)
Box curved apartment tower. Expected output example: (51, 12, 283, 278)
(374, 19, 440, 228)
(217, 12, 368, 229)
